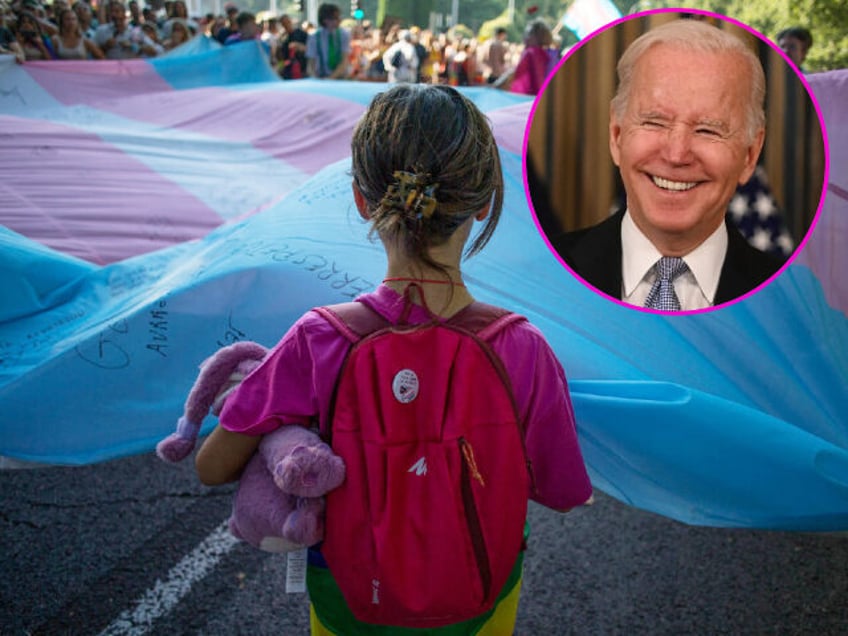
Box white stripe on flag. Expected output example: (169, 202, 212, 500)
(562, 0, 622, 39)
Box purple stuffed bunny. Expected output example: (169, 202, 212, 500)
(156, 341, 345, 552)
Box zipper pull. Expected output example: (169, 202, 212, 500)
(526, 459, 538, 495)
(460, 438, 486, 487)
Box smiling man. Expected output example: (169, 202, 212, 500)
(553, 19, 785, 311)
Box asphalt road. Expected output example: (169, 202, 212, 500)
(2, 451, 846, 635)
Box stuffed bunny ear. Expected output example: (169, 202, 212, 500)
(155, 417, 202, 463)
(156, 341, 268, 463)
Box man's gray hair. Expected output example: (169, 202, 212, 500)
(610, 19, 766, 143)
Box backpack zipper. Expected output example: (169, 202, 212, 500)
(458, 437, 492, 601)
(456, 323, 538, 498)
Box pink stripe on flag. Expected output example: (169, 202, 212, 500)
(95, 87, 365, 175)
(24, 60, 174, 106)
(0, 115, 222, 265)
(795, 70, 847, 316)
(489, 103, 530, 157)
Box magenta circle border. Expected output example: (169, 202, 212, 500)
(521, 7, 832, 317)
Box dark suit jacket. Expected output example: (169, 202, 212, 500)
(551, 210, 786, 306)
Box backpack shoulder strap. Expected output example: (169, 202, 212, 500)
(314, 302, 390, 441)
(313, 301, 391, 344)
(315, 300, 524, 343)
(448, 302, 526, 341)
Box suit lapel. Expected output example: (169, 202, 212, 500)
(563, 210, 624, 299)
(715, 218, 784, 305)
(556, 211, 781, 306)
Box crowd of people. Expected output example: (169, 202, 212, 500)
(0, 0, 203, 60)
(0, 0, 561, 94)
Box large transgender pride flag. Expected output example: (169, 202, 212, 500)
(1, 41, 846, 531)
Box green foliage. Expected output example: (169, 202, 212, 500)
(363, 0, 848, 67)
(459, 0, 508, 32)
(449, 24, 475, 40)
(375, 0, 564, 35)
(630, 0, 848, 71)
(378, 0, 431, 29)
(478, 11, 523, 43)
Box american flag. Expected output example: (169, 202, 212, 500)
(728, 166, 795, 258)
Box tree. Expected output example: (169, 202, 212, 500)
(375, 0, 562, 34)
(630, 0, 848, 70)
(377, 0, 435, 29)
(478, 9, 523, 42)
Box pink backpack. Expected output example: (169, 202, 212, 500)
(313, 295, 533, 628)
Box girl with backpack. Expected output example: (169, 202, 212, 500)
(195, 84, 592, 635)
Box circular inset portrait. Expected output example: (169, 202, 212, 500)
(525, 10, 827, 313)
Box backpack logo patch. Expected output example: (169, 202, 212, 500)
(407, 456, 428, 476)
(392, 369, 419, 403)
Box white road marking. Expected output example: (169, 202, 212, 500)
(98, 521, 239, 636)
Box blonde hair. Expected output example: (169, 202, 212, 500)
(351, 85, 503, 270)
(610, 19, 766, 142)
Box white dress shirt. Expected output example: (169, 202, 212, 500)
(620, 210, 728, 311)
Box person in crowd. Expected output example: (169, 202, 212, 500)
(127, 0, 141, 27)
(0, 7, 26, 62)
(261, 15, 280, 61)
(15, 10, 54, 59)
(205, 13, 226, 41)
(94, 0, 158, 59)
(223, 10, 258, 46)
(551, 20, 784, 311)
(165, 0, 197, 35)
(44, 0, 68, 24)
(361, 25, 388, 81)
(776, 26, 813, 72)
(18, 0, 58, 36)
(409, 26, 428, 83)
(277, 13, 307, 79)
(161, 16, 189, 50)
(72, 1, 97, 39)
(215, 1, 238, 44)
(486, 27, 508, 84)
(306, 2, 349, 79)
(439, 32, 459, 84)
(348, 21, 372, 80)
(382, 28, 417, 83)
(141, 6, 157, 27)
(139, 20, 164, 55)
(52, 7, 104, 58)
(500, 19, 553, 95)
(139, 18, 158, 38)
(451, 38, 477, 85)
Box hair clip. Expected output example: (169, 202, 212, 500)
(387, 170, 439, 220)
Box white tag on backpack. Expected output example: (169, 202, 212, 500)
(286, 548, 307, 593)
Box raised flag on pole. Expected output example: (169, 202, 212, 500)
(562, 0, 622, 39)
